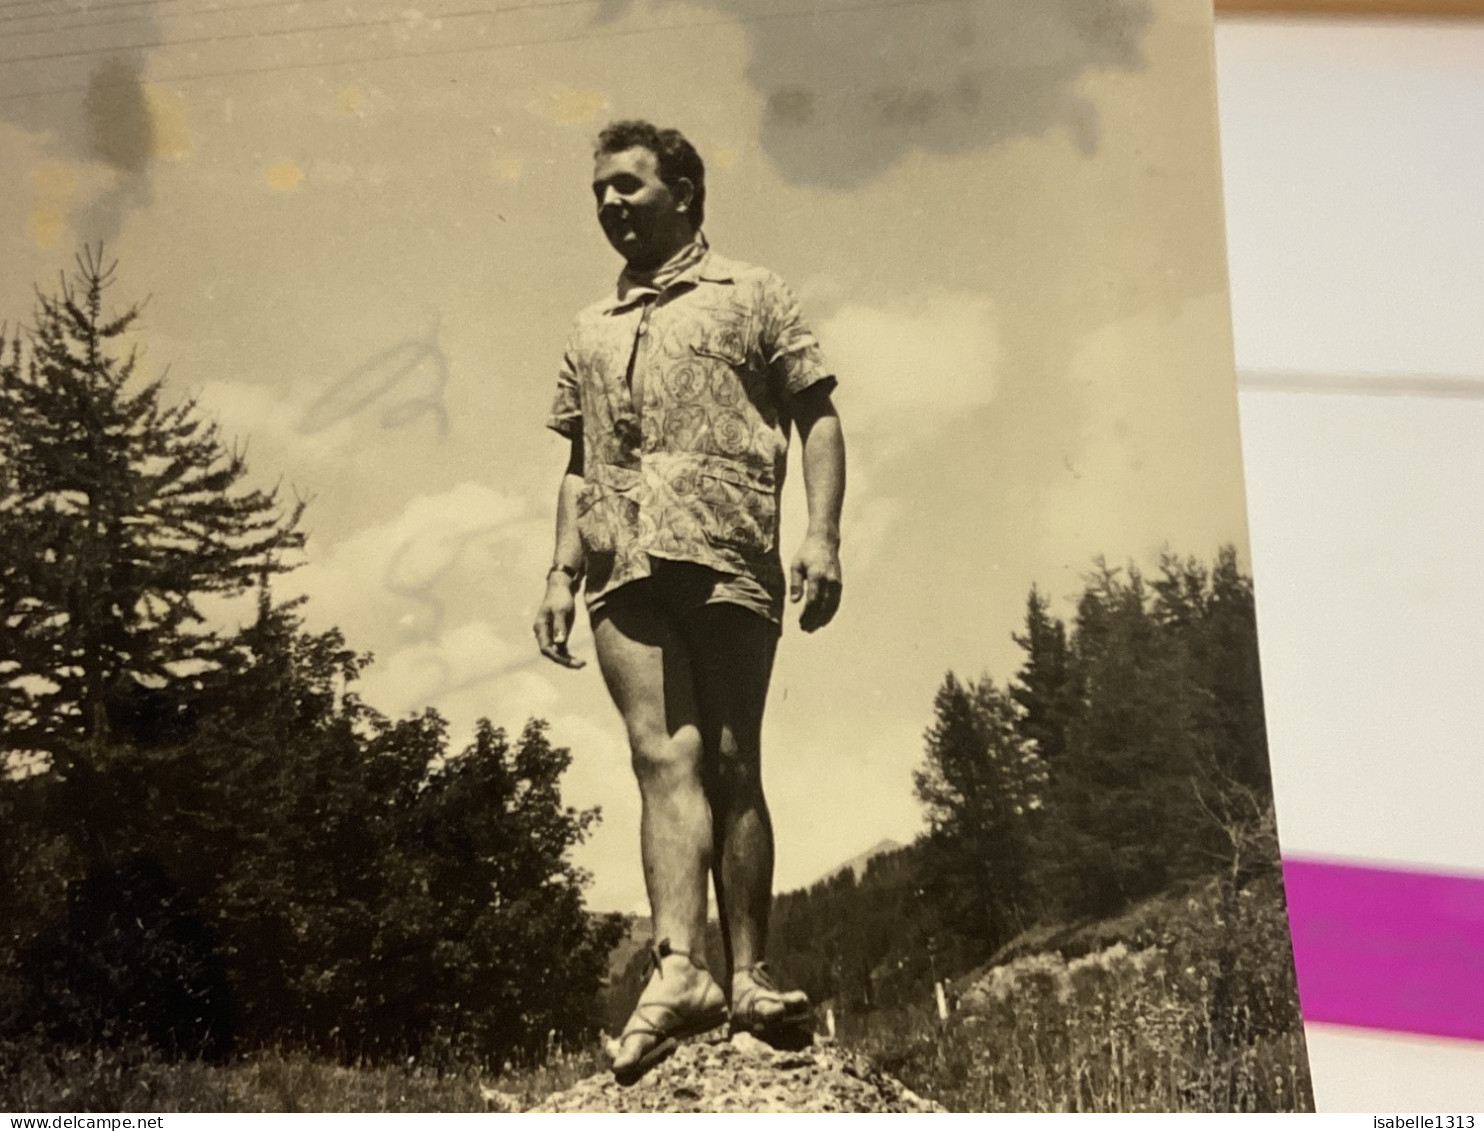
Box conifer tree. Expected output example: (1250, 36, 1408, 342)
(913, 673, 1044, 954)
(1039, 561, 1206, 915)
(1152, 547, 1272, 794)
(0, 249, 303, 765)
(1010, 586, 1074, 761)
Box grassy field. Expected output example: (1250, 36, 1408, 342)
(0, 1041, 601, 1114)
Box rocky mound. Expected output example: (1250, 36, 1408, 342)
(529, 1032, 944, 1113)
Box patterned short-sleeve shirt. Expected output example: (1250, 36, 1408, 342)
(547, 238, 835, 616)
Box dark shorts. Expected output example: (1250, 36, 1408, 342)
(587, 556, 782, 629)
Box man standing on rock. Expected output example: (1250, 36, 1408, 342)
(532, 120, 846, 1085)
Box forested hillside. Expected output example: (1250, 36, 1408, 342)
(762, 546, 1292, 1031)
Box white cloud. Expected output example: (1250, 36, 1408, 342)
(289, 481, 527, 638)
(356, 618, 536, 721)
(192, 379, 358, 465)
(1041, 293, 1249, 566)
(818, 293, 1001, 437)
(270, 481, 544, 743)
(786, 293, 1001, 574)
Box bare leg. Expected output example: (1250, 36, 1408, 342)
(682, 604, 779, 981)
(592, 595, 710, 955)
(592, 594, 727, 1077)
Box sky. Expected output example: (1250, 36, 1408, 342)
(0, 0, 1252, 913)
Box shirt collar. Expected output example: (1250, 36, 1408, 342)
(604, 232, 733, 313)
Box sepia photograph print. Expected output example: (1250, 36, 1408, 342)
(0, 0, 1314, 1113)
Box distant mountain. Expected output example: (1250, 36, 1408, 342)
(807, 838, 906, 890)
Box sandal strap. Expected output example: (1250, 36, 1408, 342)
(737, 962, 780, 990)
(620, 1011, 675, 1041)
(732, 962, 808, 1021)
(644, 936, 708, 980)
(621, 939, 725, 1040)
(620, 996, 686, 1040)
(619, 980, 728, 1041)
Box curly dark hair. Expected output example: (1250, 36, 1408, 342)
(595, 119, 706, 228)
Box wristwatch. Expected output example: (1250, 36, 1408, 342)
(548, 563, 582, 584)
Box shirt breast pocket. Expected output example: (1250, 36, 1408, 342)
(689, 334, 749, 368)
(685, 301, 755, 370)
(685, 315, 767, 417)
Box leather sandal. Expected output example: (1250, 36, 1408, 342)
(612, 939, 729, 1087)
(730, 962, 813, 1045)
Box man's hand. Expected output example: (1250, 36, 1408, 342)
(788, 383, 844, 633)
(789, 533, 842, 633)
(533, 574, 586, 668)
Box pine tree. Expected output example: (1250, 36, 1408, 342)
(1034, 560, 1214, 918)
(1152, 547, 1272, 794)
(0, 249, 303, 767)
(0, 251, 300, 1047)
(1010, 585, 1073, 760)
(913, 673, 1045, 955)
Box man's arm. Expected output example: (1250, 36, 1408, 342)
(789, 383, 845, 633)
(533, 433, 587, 668)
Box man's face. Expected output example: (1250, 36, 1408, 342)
(592, 146, 691, 268)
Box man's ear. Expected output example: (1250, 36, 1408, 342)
(672, 177, 695, 216)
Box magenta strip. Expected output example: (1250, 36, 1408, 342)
(1282, 857, 1484, 1042)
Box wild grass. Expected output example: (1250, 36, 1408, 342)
(841, 878, 1315, 1112)
(0, 1039, 604, 1113)
(845, 974, 1312, 1112)
(0, 1041, 232, 1113)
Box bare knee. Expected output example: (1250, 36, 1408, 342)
(629, 727, 703, 789)
(708, 728, 763, 802)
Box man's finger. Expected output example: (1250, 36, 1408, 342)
(547, 644, 586, 670)
(818, 578, 841, 614)
(800, 575, 842, 633)
(552, 610, 586, 667)
(798, 570, 823, 629)
(788, 557, 807, 603)
(818, 580, 843, 628)
(539, 635, 586, 669)
(535, 609, 585, 668)
(805, 571, 822, 615)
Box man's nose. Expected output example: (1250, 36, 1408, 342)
(599, 185, 623, 210)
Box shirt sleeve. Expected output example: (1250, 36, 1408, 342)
(758, 272, 837, 399)
(546, 336, 582, 440)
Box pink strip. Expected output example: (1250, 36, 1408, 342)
(1283, 857, 1484, 1042)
